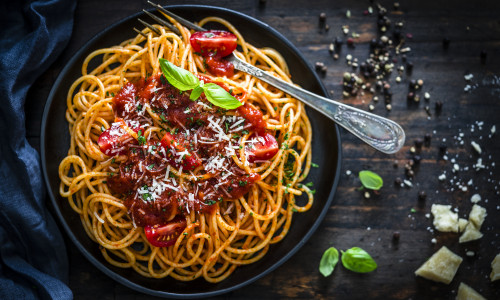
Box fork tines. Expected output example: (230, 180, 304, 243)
(142, 9, 181, 35)
(146, 0, 206, 32)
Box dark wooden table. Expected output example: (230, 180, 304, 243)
(27, 0, 500, 299)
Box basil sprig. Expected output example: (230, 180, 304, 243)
(358, 170, 383, 190)
(340, 247, 377, 273)
(319, 247, 339, 277)
(159, 58, 241, 109)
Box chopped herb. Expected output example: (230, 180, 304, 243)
(101, 125, 105, 132)
(305, 182, 314, 187)
(311, 162, 319, 168)
(137, 130, 146, 145)
(242, 130, 249, 135)
(238, 180, 247, 186)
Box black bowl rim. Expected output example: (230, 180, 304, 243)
(41, 4, 342, 298)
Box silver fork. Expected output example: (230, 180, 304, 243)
(142, 1, 405, 154)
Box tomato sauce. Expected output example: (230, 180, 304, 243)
(104, 73, 271, 227)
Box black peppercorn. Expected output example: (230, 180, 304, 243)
(480, 50, 487, 63)
(406, 61, 413, 73)
(424, 133, 432, 146)
(319, 12, 326, 22)
(407, 92, 414, 101)
(413, 155, 421, 165)
(394, 177, 402, 185)
(392, 231, 400, 241)
(442, 37, 450, 49)
(418, 191, 427, 201)
(409, 79, 417, 90)
(414, 138, 424, 149)
(435, 101, 443, 112)
(439, 145, 447, 155)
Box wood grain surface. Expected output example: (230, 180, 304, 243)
(26, 0, 500, 299)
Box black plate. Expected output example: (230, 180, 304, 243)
(41, 5, 341, 298)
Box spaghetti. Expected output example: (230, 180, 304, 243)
(59, 15, 314, 282)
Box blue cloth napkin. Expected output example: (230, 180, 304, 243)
(0, 0, 76, 299)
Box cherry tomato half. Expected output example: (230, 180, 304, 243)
(190, 30, 238, 58)
(246, 133, 279, 163)
(160, 132, 202, 171)
(144, 216, 187, 248)
(98, 120, 141, 156)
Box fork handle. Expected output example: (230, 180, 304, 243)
(229, 55, 405, 154)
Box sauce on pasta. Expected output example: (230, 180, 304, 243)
(58, 15, 314, 282)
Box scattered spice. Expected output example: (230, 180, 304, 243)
(442, 37, 450, 49)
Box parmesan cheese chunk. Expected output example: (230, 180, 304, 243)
(456, 282, 486, 300)
(415, 246, 463, 284)
(458, 218, 468, 233)
(459, 204, 487, 243)
(491, 253, 500, 282)
(431, 204, 459, 232)
(459, 223, 483, 243)
(468, 204, 487, 228)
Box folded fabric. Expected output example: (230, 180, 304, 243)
(0, 0, 76, 299)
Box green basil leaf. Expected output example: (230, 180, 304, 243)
(319, 247, 339, 277)
(202, 83, 242, 109)
(159, 58, 199, 91)
(189, 86, 204, 101)
(358, 170, 383, 190)
(341, 247, 377, 273)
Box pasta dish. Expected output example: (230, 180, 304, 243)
(58, 14, 314, 282)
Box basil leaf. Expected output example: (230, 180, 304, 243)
(341, 247, 377, 273)
(202, 83, 242, 109)
(358, 170, 383, 190)
(189, 86, 204, 101)
(319, 247, 339, 277)
(159, 58, 199, 91)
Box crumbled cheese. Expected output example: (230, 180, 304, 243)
(471, 141, 482, 154)
(468, 204, 487, 228)
(464, 74, 474, 81)
(466, 251, 475, 257)
(438, 174, 447, 181)
(458, 204, 486, 243)
(456, 282, 486, 300)
(431, 204, 459, 232)
(415, 246, 463, 284)
(457, 218, 468, 233)
(491, 254, 500, 281)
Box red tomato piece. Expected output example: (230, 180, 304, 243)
(246, 133, 279, 163)
(190, 30, 238, 58)
(160, 132, 202, 171)
(98, 122, 133, 156)
(237, 103, 266, 134)
(144, 216, 187, 248)
(112, 82, 138, 117)
(204, 55, 234, 77)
